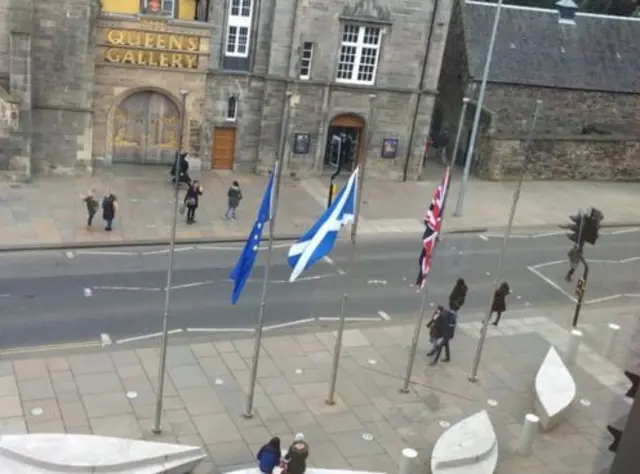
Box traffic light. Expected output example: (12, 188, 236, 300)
(567, 213, 585, 245)
(582, 207, 604, 245)
(607, 370, 640, 452)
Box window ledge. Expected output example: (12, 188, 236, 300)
(339, 15, 392, 26)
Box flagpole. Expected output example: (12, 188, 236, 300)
(326, 94, 377, 405)
(469, 100, 542, 382)
(153, 89, 189, 434)
(244, 91, 293, 418)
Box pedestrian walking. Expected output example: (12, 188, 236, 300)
(256, 437, 281, 474)
(565, 246, 581, 282)
(101, 189, 118, 232)
(426, 305, 445, 355)
(448, 278, 468, 312)
(81, 188, 99, 229)
(428, 307, 457, 366)
(225, 180, 243, 219)
(184, 180, 203, 224)
(490, 281, 511, 326)
(283, 433, 309, 474)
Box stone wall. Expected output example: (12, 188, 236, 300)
(477, 136, 640, 181)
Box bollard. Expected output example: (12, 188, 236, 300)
(399, 448, 418, 474)
(602, 323, 621, 358)
(565, 329, 583, 365)
(518, 413, 539, 456)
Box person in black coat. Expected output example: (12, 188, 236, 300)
(491, 281, 511, 326)
(448, 278, 468, 312)
(184, 180, 203, 224)
(429, 308, 456, 366)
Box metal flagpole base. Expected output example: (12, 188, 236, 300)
(151, 427, 162, 434)
(399, 387, 410, 394)
(242, 412, 254, 419)
(325, 399, 336, 406)
(467, 375, 479, 383)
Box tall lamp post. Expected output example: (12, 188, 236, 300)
(152, 88, 189, 434)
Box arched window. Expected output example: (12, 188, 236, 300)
(226, 96, 238, 121)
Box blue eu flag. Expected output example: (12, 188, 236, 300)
(230, 168, 276, 304)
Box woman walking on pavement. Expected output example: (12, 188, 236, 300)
(448, 278, 468, 312)
(101, 189, 118, 231)
(256, 437, 281, 474)
(225, 180, 243, 219)
(428, 307, 457, 366)
(184, 180, 203, 224)
(81, 188, 99, 229)
(490, 281, 511, 326)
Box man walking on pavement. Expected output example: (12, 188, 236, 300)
(428, 307, 457, 366)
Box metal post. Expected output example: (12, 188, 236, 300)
(400, 288, 429, 393)
(468, 100, 542, 382)
(326, 94, 376, 405)
(450, 98, 469, 171)
(571, 254, 588, 327)
(243, 92, 292, 418)
(153, 89, 189, 434)
(518, 413, 539, 456)
(454, 0, 505, 217)
(399, 448, 418, 474)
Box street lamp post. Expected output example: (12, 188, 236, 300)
(152, 89, 189, 434)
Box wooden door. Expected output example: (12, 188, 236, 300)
(112, 91, 180, 165)
(211, 127, 236, 170)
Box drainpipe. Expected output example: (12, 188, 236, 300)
(403, 0, 439, 182)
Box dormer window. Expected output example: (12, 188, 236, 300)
(225, 0, 253, 57)
(143, 0, 176, 17)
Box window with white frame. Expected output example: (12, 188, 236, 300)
(226, 0, 252, 57)
(226, 96, 238, 121)
(143, 0, 176, 17)
(336, 24, 382, 85)
(299, 42, 314, 80)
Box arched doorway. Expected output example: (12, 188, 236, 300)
(112, 91, 180, 165)
(323, 114, 365, 172)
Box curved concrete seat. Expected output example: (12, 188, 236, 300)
(0, 433, 206, 473)
(430, 410, 498, 474)
(224, 468, 386, 474)
(534, 346, 576, 431)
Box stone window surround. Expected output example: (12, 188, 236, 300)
(299, 42, 314, 80)
(226, 96, 238, 121)
(336, 23, 383, 86)
(225, 0, 253, 58)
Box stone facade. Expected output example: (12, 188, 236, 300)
(435, 0, 640, 181)
(0, 0, 455, 181)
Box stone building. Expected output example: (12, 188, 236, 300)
(435, 0, 640, 181)
(0, 0, 455, 181)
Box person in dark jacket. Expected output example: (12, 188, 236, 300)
(81, 188, 99, 229)
(257, 437, 281, 474)
(170, 152, 191, 185)
(429, 308, 456, 366)
(284, 433, 309, 474)
(565, 246, 581, 282)
(491, 281, 511, 326)
(448, 278, 468, 312)
(184, 180, 203, 224)
(225, 180, 243, 219)
(426, 305, 445, 355)
(101, 190, 118, 231)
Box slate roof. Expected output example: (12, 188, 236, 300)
(463, 1, 640, 93)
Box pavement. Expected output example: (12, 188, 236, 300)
(0, 164, 639, 250)
(0, 232, 638, 350)
(0, 302, 637, 474)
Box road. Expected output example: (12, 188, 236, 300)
(0, 230, 638, 349)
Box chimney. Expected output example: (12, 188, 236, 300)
(556, 0, 579, 25)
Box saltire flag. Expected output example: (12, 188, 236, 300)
(415, 167, 451, 288)
(287, 168, 358, 282)
(230, 166, 276, 303)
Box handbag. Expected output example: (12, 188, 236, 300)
(186, 197, 196, 206)
(179, 203, 186, 215)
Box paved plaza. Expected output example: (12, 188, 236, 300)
(0, 164, 639, 249)
(0, 303, 636, 473)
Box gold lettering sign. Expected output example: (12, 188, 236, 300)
(103, 29, 201, 69)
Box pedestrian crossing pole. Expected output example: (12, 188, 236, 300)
(326, 94, 377, 405)
(243, 92, 292, 418)
(469, 100, 542, 382)
(153, 89, 189, 434)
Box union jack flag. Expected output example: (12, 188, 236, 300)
(415, 167, 451, 288)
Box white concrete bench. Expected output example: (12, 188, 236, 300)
(0, 433, 206, 473)
(224, 468, 386, 474)
(430, 410, 498, 474)
(534, 346, 577, 431)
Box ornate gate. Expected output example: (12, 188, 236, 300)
(112, 91, 180, 165)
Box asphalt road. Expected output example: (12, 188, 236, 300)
(0, 230, 638, 349)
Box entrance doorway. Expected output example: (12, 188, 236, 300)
(323, 114, 364, 172)
(112, 91, 180, 165)
(211, 127, 236, 170)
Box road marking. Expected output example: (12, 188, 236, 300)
(65, 251, 75, 259)
(620, 256, 640, 263)
(0, 294, 10, 298)
(115, 329, 183, 344)
(76, 250, 137, 256)
(531, 231, 565, 238)
(83, 288, 93, 297)
(196, 243, 290, 251)
(93, 286, 162, 292)
(171, 281, 215, 290)
(585, 295, 622, 305)
(367, 280, 388, 286)
(271, 273, 336, 283)
(608, 228, 640, 235)
(624, 293, 640, 298)
(529, 260, 565, 269)
(263, 318, 316, 331)
(477, 234, 489, 241)
(100, 333, 112, 347)
(0, 340, 102, 356)
(141, 249, 169, 256)
(378, 310, 391, 321)
(322, 256, 347, 275)
(186, 327, 255, 333)
(317, 316, 381, 322)
(527, 265, 578, 303)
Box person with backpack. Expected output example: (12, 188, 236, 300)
(283, 433, 309, 474)
(256, 437, 281, 474)
(184, 180, 203, 224)
(225, 180, 243, 219)
(428, 307, 457, 366)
